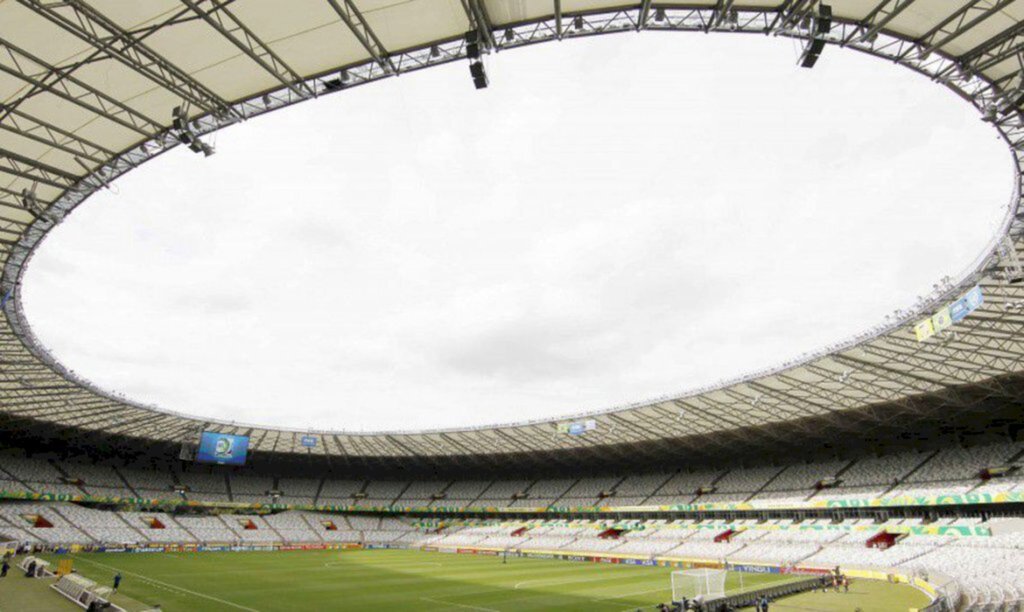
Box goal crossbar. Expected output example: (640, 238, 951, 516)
(671, 568, 727, 601)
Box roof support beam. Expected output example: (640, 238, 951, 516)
(846, 0, 917, 45)
(636, 0, 652, 32)
(709, 0, 735, 31)
(913, 0, 1014, 58)
(832, 354, 939, 394)
(460, 0, 496, 50)
(0, 105, 113, 164)
(0, 147, 80, 189)
(325, 0, 396, 74)
(554, 0, 563, 40)
(178, 0, 314, 99)
(14, 0, 232, 116)
(0, 37, 162, 136)
(770, 0, 814, 33)
(958, 19, 1024, 74)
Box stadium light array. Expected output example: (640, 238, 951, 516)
(172, 105, 215, 157)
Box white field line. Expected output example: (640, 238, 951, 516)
(323, 560, 442, 569)
(73, 556, 260, 612)
(514, 572, 629, 590)
(590, 585, 671, 602)
(420, 596, 499, 611)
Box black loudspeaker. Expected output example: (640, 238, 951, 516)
(800, 39, 825, 68)
(470, 62, 488, 89)
(816, 4, 832, 34)
(467, 42, 480, 59)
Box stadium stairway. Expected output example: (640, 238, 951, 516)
(312, 477, 326, 506)
(115, 513, 149, 540)
(49, 506, 96, 541)
(464, 480, 494, 507)
(638, 472, 678, 506)
(389, 482, 412, 506)
(113, 467, 141, 498)
(217, 514, 240, 538)
(550, 478, 579, 508)
(299, 513, 326, 542)
(694, 469, 732, 504)
(880, 450, 941, 497)
(966, 445, 1024, 494)
(0, 470, 30, 493)
(168, 516, 199, 542)
(743, 466, 786, 503)
(263, 517, 286, 541)
(49, 462, 88, 497)
(803, 459, 857, 501)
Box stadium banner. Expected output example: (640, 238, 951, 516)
(728, 563, 781, 574)
(814, 490, 1023, 509)
(556, 418, 597, 436)
(914, 318, 935, 342)
(782, 566, 833, 576)
(916, 284, 983, 342)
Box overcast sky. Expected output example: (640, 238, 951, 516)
(21, 33, 1010, 432)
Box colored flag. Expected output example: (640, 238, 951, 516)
(914, 319, 935, 342)
(932, 306, 953, 333)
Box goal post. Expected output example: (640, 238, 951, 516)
(671, 568, 727, 601)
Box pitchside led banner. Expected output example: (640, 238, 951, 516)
(196, 432, 250, 466)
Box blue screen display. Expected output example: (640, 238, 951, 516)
(196, 432, 250, 465)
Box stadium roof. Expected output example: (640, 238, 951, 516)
(1, 0, 1024, 466)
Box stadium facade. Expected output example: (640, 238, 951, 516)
(2, 1, 1024, 610)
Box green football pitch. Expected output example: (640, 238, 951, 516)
(11, 549, 930, 612)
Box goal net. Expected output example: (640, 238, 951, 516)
(671, 568, 727, 601)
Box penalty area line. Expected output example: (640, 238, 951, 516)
(590, 585, 671, 603)
(514, 573, 626, 590)
(421, 596, 499, 611)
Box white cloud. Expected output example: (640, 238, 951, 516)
(21, 33, 1009, 432)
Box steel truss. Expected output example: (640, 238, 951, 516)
(14, 0, 233, 117)
(179, 0, 314, 99)
(0, 2, 1023, 460)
